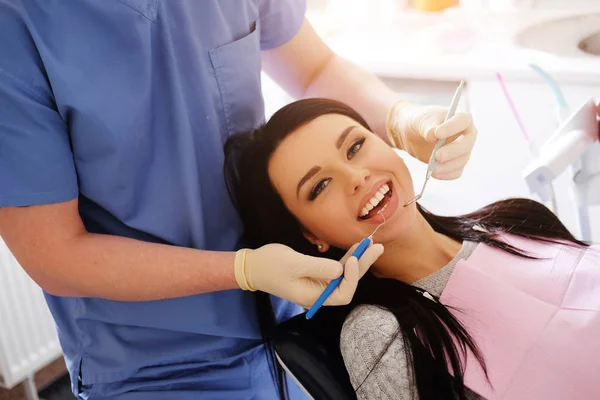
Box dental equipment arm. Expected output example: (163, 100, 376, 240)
(523, 99, 598, 200)
(523, 98, 600, 241)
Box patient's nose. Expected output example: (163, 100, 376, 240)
(346, 166, 370, 195)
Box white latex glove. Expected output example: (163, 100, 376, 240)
(386, 101, 477, 180)
(234, 242, 384, 308)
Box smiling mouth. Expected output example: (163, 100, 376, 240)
(358, 181, 393, 220)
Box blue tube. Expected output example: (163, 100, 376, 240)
(529, 63, 568, 108)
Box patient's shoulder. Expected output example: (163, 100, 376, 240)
(342, 304, 399, 338)
(340, 305, 402, 360)
(340, 305, 414, 399)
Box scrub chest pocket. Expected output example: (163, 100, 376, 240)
(210, 22, 265, 139)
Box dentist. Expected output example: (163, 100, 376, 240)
(0, 1, 477, 398)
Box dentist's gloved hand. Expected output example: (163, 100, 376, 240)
(386, 101, 477, 180)
(234, 242, 384, 308)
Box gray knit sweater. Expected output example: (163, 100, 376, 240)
(340, 242, 484, 400)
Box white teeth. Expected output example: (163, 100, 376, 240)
(379, 184, 390, 195)
(359, 183, 392, 218)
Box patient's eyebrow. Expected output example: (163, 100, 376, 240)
(297, 166, 321, 198)
(296, 126, 358, 198)
(336, 126, 357, 149)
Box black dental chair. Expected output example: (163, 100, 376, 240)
(273, 307, 357, 400)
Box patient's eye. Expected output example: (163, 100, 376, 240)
(347, 138, 366, 159)
(309, 179, 330, 200)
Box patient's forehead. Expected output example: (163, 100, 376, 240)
(274, 114, 361, 158)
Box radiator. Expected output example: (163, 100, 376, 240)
(0, 237, 62, 389)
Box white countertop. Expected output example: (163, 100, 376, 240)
(309, 8, 600, 84)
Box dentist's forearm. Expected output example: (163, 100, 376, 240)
(303, 53, 400, 141)
(0, 199, 238, 301)
(43, 233, 238, 300)
(261, 19, 402, 143)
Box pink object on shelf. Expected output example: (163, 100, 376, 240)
(496, 72, 532, 144)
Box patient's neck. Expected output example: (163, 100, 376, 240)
(372, 215, 462, 283)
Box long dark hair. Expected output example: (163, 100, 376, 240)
(224, 98, 587, 400)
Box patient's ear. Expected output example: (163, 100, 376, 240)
(302, 230, 330, 253)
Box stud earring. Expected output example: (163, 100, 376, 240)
(317, 244, 323, 251)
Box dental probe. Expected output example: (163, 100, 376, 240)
(404, 81, 466, 207)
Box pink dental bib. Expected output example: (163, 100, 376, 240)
(440, 235, 600, 399)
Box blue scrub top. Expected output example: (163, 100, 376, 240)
(0, 1, 306, 398)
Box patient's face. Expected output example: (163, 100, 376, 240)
(269, 113, 418, 250)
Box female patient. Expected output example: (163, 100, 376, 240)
(224, 98, 600, 400)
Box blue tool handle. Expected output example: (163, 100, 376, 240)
(306, 237, 372, 319)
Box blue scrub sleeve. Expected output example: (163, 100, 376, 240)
(0, 68, 79, 207)
(258, 0, 307, 50)
(0, 2, 78, 207)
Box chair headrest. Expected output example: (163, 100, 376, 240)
(273, 308, 357, 400)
